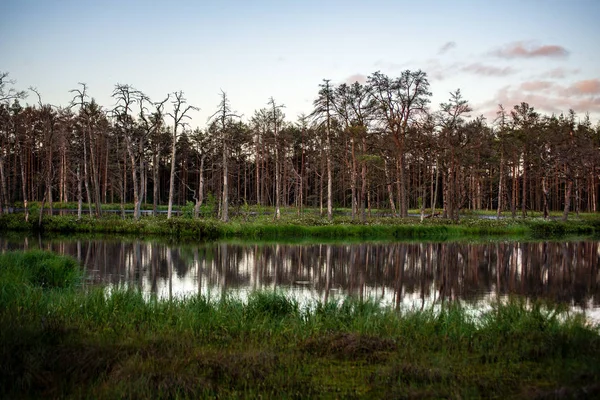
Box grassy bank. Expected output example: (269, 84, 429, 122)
(1, 251, 600, 399)
(1, 211, 599, 240)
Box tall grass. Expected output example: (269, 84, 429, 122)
(1, 250, 599, 398)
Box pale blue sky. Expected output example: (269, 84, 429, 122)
(2, 0, 599, 126)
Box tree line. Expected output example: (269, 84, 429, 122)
(0, 70, 598, 222)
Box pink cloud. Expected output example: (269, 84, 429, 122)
(461, 63, 516, 76)
(476, 84, 600, 120)
(568, 79, 600, 95)
(493, 42, 569, 59)
(519, 80, 555, 92)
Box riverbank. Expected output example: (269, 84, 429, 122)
(1, 211, 599, 240)
(1, 251, 599, 399)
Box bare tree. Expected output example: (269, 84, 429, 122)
(0, 72, 26, 103)
(30, 87, 59, 226)
(166, 91, 197, 219)
(70, 83, 107, 217)
(268, 97, 285, 219)
(208, 90, 239, 222)
(139, 95, 169, 218)
(112, 84, 147, 220)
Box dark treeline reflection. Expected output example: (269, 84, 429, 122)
(1, 237, 599, 311)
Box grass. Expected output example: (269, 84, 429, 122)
(2, 207, 599, 241)
(1, 250, 600, 398)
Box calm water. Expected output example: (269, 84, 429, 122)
(2, 235, 599, 321)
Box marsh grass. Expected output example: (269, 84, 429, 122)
(1, 250, 600, 398)
(2, 210, 597, 242)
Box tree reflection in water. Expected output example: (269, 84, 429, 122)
(1, 236, 599, 315)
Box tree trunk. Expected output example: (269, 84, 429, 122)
(82, 130, 92, 216)
(167, 131, 177, 219)
(319, 145, 324, 217)
(350, 136, 357, 219)
(591, 171, 597, 213)
(497, 151, 504, 218)
(255, 131, 261, 206)
(511, 163, 517, 218)
(542, 175, 549, 219)
(326, 129, 333, 221)
(0, 156, 7, 213)
(398, 149, 408, 217)
(18, 141, 29, 222)
(221, 141, 229, 222)
(432, 159, 440, 218)
(88, 127, 102, 217)
(563, 173, 572, 221)
(153, 151, 159, 217)
(77, 165, 83, 220)
(521, 158, 527, 217)
(194, 154, 205, 218)
(274, 137, 280, 220)
(384, 158, 397, 216)
(46, 145, 53, 217)
(360, 138, 367, 222)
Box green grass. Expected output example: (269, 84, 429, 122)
(2, 209, 599, 241)
(1, 250, 599, 398)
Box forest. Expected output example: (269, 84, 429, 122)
(1, 69, 599, 223)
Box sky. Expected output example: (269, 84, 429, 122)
(2, 0, 600, 127)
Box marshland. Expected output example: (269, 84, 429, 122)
(2, 207, 600, 398)
(3, 12, 600, 395)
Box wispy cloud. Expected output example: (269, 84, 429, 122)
(514, 78, 600, 97)
(461, 63, 516, 76)
(519, 80, 555, 92)
(438, 41, 456, 55)
(492, 41, 569, 59)
(540, 67, 580, 79)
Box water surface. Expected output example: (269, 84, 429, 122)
(2, 235, 599, 321)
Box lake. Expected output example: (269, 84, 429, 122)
(2, 235, 599, 322)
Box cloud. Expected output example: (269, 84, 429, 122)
(567, 79, 600, 95)
(519, 80, 555, 92)
(344, 74, 367, 85)
(438, 41, 456, 55)
(461, 63, 516, 76)
(541, 67, 580, 79)
(514, 78, 600, 98)
(476, 82, 600, 120)
(492, 41, 569, 59)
